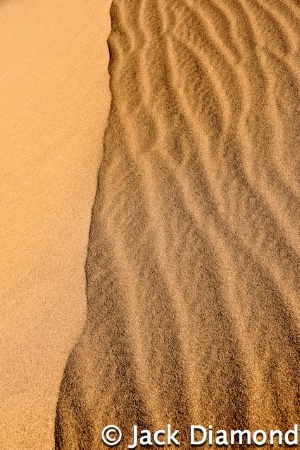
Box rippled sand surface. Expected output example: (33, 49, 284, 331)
(56, 0, 300, 448)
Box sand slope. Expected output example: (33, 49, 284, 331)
(56, 0, 300, 448)
(0, 1, 111, 449)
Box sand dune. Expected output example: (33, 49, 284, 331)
(55, 0, 300, 448)
(0, 1, 111, 449)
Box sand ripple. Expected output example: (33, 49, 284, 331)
(55, 0, 300, 448)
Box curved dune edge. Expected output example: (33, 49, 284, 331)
(0, 1, 111, 449)
(56, 0, 300, 448)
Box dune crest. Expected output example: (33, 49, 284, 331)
(55, 0, 300, 448)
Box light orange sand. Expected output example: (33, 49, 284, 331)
(0, 1, 111, 449)
(56, 0, 300, 449)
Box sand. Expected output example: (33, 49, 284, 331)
(55, 0, 300, 448)
(2, 0, 300, 449)
(0, 1, 111, 449)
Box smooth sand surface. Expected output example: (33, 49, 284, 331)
(55, 0, 300, 448)
(0, 1, 111, 449)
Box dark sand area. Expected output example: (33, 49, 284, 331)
(55, 0, 300, 449)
